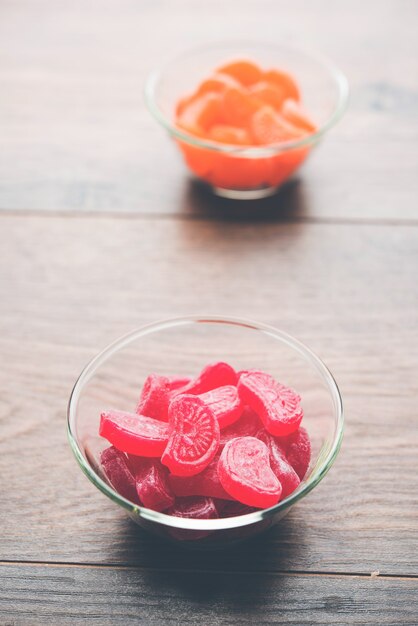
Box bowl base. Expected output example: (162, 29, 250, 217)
(212, 185, 280, 200)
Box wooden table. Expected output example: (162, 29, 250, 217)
(1, 1, 417, 624)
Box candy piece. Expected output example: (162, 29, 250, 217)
(166, 496, 219, 541)
(250, 106, 305, 145)
(198, 385, 243, 429)
(166, 376, 192, 392)
(177, 93, 222, 133)
(220, 87, 263, 127)
(167, 496, 219, 519)
(168, 454, 233, 500)
(215, 499, 257, 518)
(196, 72, 241, 96)
(100, 410, 169, 457)
(281, 98, 317, 133)
(128, 455, 174, 512)
(238, 371, 303, 436)
(218, 436, 282, 508)
(264, 68, 301, 101)
(219, 406, 261, 448)
(217, 59, 262, 86)
(209, 124, 252, 145)
(173, 361, 237, 396)
(136, 374, 170, 421)
(248, 81, 287, 110)
(257, 429, 300, 499)
(84, 436, 107, 480)
(162, 395, 220, 476)
(100, 446, 139, 503)
(283, 427, 311, 480)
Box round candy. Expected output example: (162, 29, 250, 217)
(162, 395, 220, 476)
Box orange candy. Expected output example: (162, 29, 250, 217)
(248, 81, 286, 110)
(216, 59, 262, 86)
(209, 125, 252, 145)
(281, 98, 317, 132)
(220, 87, 264, 127)
(196, 72, 241, 96)
(263, 69, 301, 101)
(177, 93, 222, 135)
(174, 58, 316, 190)
(250, 106, 305, 145)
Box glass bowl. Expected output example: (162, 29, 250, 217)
(67, 316, 344, 549)
(145, 42, 349, 200)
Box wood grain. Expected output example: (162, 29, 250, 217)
(0, 215, 417, 574)
(0, 0, 417, 219)
(0, 564, 417, 626)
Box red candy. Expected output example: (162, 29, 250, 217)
(167, 376, 192, 392)
(100, 410, 169, 457)
(282, 426, 311, 480)
(136, 374, 170, 421)
(257, 430, 300, 499)
(168, 454, 232, 500)
(162, 394, 220, 476)
(98, 362, 311, 525)
(172, 361, 237, 396)
(84, 436, 107, 480)
(219, 406, 260, 448)
(215, 499, 257, 518)
(218, 436, 282, 508)
(238, 371, 303, 436)
(198, 385, 243, 429)
(128, 455, 174, 512)
(100, 446, 139, 503)
(167, 495, 219, 520)
(166, 496, 219, 541)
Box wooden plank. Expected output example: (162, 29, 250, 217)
(0, 564, 417, 625)
(0, 0, 417, 219)
(0, 215, 417, 574)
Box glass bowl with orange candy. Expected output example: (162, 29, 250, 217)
(145, 42, 349, 200)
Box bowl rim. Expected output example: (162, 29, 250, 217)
(144, 40, 350, 156)
(67, 315, 344, 531)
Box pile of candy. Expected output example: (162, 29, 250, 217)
(98, 362, 311, 522)
(176, 59, 316, 146)
(173, 59, 317, 190)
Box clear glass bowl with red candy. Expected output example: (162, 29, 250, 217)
(145, 42, 349, 200)
(67, 316, 343, 548)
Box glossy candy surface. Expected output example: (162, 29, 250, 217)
(173, 361, 237, 396)
(218, 436, 282, 508)
(129, 455, 174, 511)
(162, 395, 220, 476)
(168, 454, 232, 500)
(100, 410, 169, 456)
(198, 385, 243, 429)
(100, 446, 139, 503)
(282, 426, 311, 480)
(219, 406, 261, 448)
(238, 371, 303, 436)
(257, 429, 300, 499)
(97, 363, 311, 524)
(136, 374, 170, 421)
